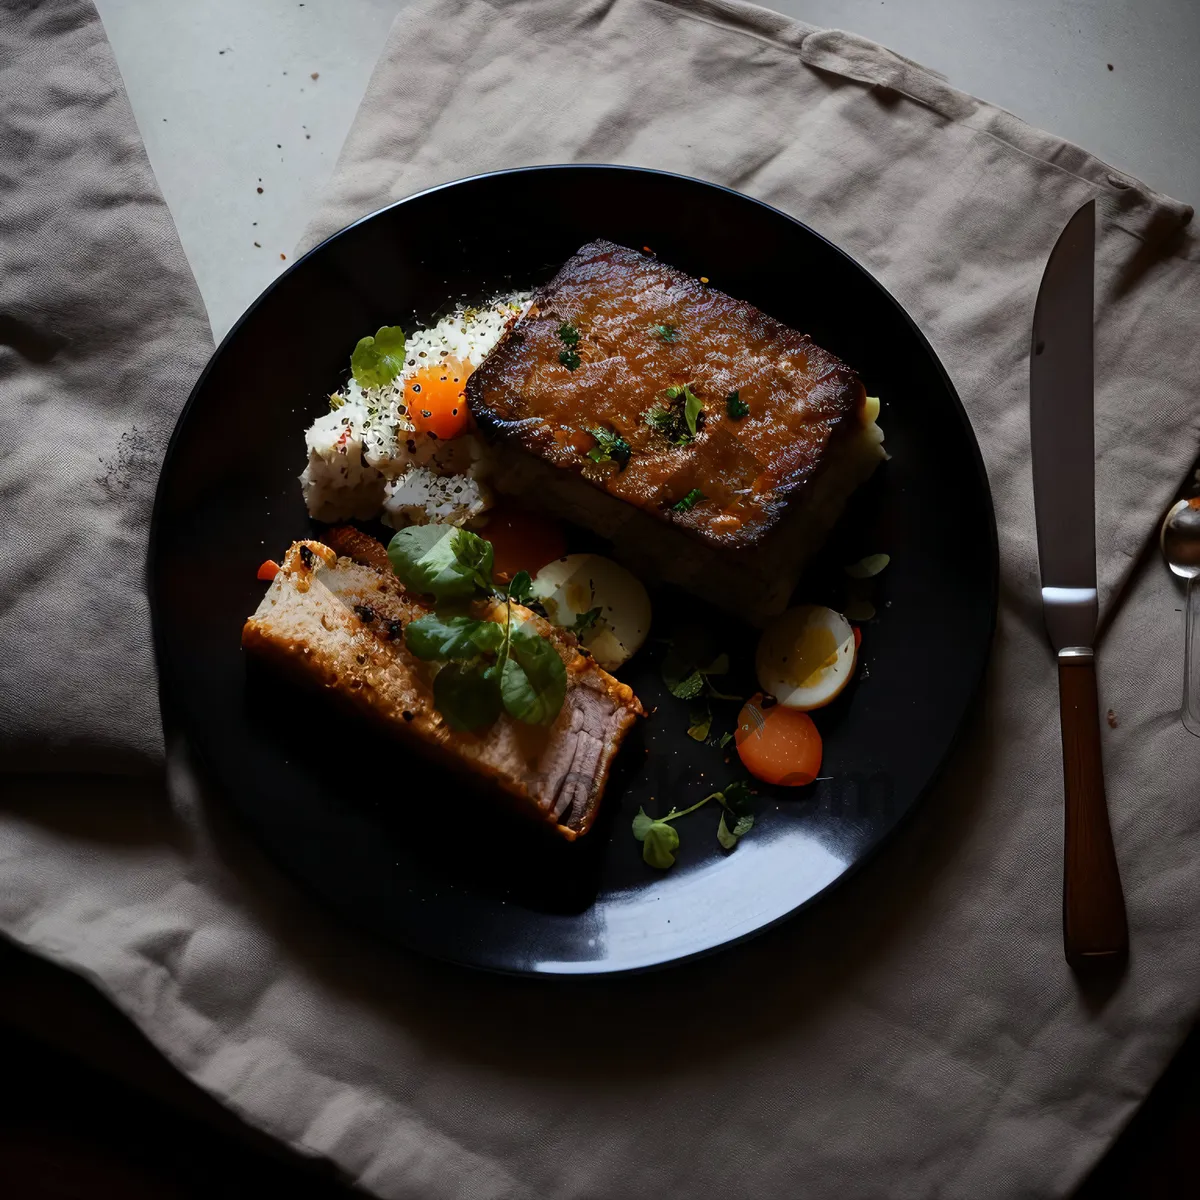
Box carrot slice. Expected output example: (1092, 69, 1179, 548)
(256, 559, 281, 581)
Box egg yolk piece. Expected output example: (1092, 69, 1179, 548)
(406, 360, 471, 440)
(735, 694, 823, 787)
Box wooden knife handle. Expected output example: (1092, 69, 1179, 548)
(1058, 648, 1129, 970)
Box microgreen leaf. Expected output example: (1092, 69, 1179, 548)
(558, 323, 581, 346)
(672, 488, 706, 513)
(433, 662, 502, 731)
(570, 606, 603, 638)
(507, 570, 533, 606)
(683, 387, 703, 438)
(687, 707, 712, 742)
(717, 810, 755, 850)
(404, 613, 503, 661)
(641, 820, 680, 869)
(669, 669, 706, 701)
(586, 426, 631, 467)
(350, 325, 407, 389)
(559, 348, 581, 370)
(499, 622, 567, 725)
(387, 525, 495, 601)
(726, 391, 750, 419)
(632, 808, 656, 841)
(654, 323, 678, 342)
(845, 553, 891, 579)
(719, 731, 734, 748)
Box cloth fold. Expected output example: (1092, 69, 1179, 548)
(0, 0, 214, 773)
(3, 1, 1200, 1198)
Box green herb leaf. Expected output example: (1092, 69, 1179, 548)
(719, 731, 734, 748)
(717, 810, 755, 850)
(350, 326, 407, 389)
(687, 707, 713, 741)
(632, 807, 656, 842)
(559, 348, 582, 371)
(432, 662, 502, 731)
(404, 613, 503, 661)
(683, 387, 703, 437)
(387, 525, 494, 601)
(845, 553, 891, 579)
(642, 820, 680, 869)
(726, 391, 750, 419)
(570, 606, 603, 638)
(654, 323, 678, 342)
(644, 404, 691, 446)
(669, 669, 706, 700)
(586, 426, 632, 467)
(718, 779, 754, 817)
(499, 622, 567, 725)
(558, 323, 581, 346)
(672, 488, 706, 513)
(508, 570, 533, 606)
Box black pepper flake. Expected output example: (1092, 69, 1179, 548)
(298, 545, 315, 569)
(387, 621, 403, 640)
(402, 710, 414, 722)
(406, 439, 417, 454)
(355, 653, 366, 665)
(353, 604, 376, 623)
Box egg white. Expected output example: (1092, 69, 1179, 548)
(756, 605, 857, 710)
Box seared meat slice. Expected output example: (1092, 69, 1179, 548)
(465, 240, 885, 623)
(242, 539, 643, 838)
(466, 238, 868, 547)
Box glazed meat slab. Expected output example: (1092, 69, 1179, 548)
(466, 239, 869, 550)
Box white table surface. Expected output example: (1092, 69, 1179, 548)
(95, 0, 1200, 342)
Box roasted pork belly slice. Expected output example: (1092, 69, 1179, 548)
(242, 538, 643, 838)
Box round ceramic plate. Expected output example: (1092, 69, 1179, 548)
(150, 166, 997, 975)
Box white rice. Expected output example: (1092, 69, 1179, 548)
(300, 292, 529, 525)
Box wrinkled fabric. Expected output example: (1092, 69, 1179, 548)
(0, 0, 213, 771)
(3, 2, 1200, 1198)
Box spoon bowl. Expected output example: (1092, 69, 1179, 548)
(1160, 497, 1200, 737)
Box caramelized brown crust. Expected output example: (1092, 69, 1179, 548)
(466, 239, 866, 549)
(242, 539, 643, 839)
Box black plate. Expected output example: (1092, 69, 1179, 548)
(150, 166, 997, 975)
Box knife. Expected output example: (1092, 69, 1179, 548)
(1030, 198, 1128, 970)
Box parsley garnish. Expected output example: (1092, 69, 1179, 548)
(350, 326, 407, 389)
(570, 606, 603, 637)
(654, 323, 678, 342)
(558, 323, 580, 345)
(586, 426, 631, 468)
(559, 348, 581, 371)
(646, 383, 703, 445)
(632, 779, 756, 869)
(672, 488, 706, 512)
(726, 391, 750, 419)
(389, 528, 566, 731)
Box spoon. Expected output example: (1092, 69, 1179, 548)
(1160, 497, 1200, 737)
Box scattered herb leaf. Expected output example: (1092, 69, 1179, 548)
(387, 525, 494, 602)
(845, 553, 891, 579)
(558, 323, 581, 346)
(433, 662, 502, 731)
(654, 323, 678, 342)
(672, 488, 706, 513)
(405, 613, 503, 661)
(670, 669, 706, 701)
(719, 731, 734, 748)
(507, 570, 533, 606)
(558, 348, 582, 371)
(726, 391, 750, 419)
(632, 780, 757, 868)
(350, 325, 407, 389)
(687, 707, 713, 741)
(570, 606, 603, 637)
(641, 820, 680, 869)
(717, 810, 755, 850)
(586, 426, 632, 467)
(645, 404, 691, 446)
(683, 387, 703, 437)
(500, 622, 568, 726)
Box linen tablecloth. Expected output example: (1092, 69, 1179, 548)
(4, 1, 1200, 1197)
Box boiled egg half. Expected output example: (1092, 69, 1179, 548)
(756, 605, 857, 711)
(531, 553, 651, 671)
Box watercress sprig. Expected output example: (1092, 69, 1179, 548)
(632, 780, 756, 868)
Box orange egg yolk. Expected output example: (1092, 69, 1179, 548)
(406, 361, 471, 440)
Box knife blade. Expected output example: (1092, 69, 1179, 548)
(1029, 198, 1128, 970)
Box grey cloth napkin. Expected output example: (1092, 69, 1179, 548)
(0, 0, 213, 772)
(4, 1, 1200, 1198)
